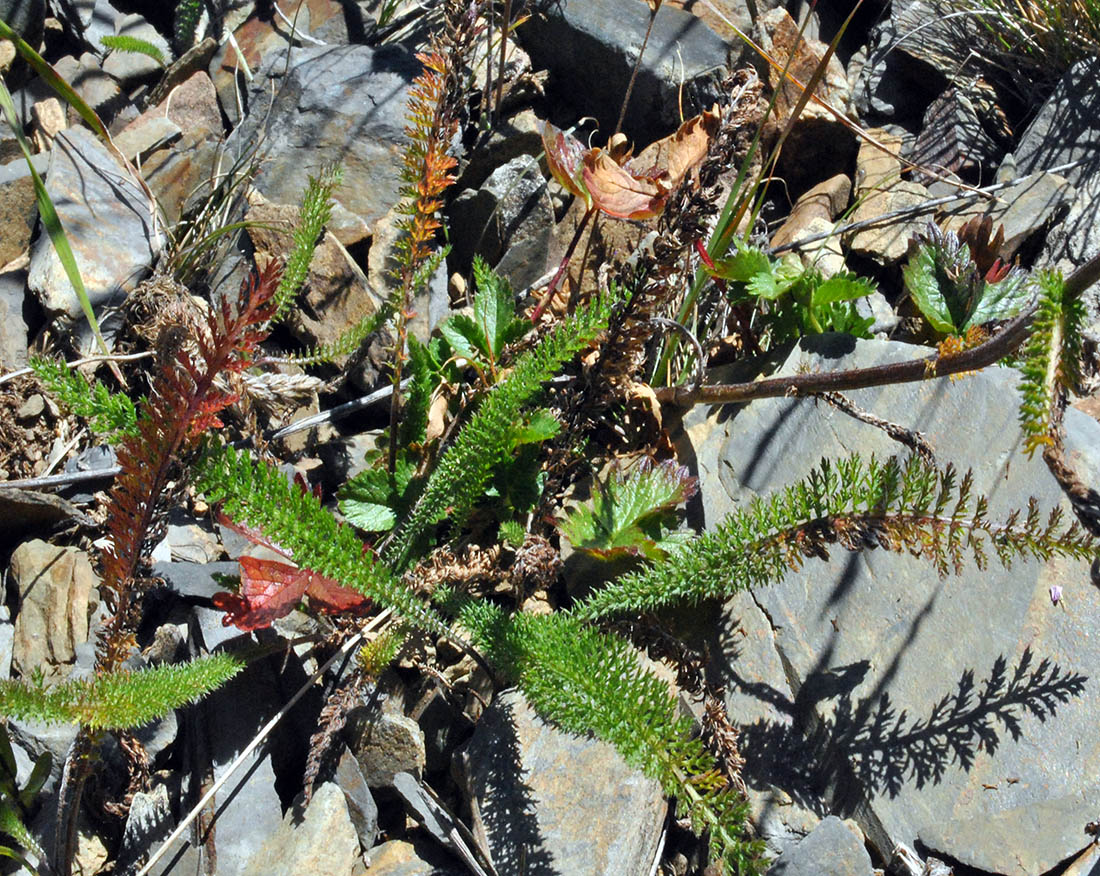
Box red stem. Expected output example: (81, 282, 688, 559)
(532, 207, 595, 322)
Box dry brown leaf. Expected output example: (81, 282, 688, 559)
(582, 150, 669, 220)
(425, 392, 449, 444)
(634, 105, 721, 187)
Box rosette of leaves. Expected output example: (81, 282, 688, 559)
(440, 256, 529, 383)
(558, 458, 698, 561)
(705, 241, 875, 343)
(903, 220, 1030, 335)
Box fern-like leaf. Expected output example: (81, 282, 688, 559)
(270, 164, 343, 324)
(383, 292, 615, 570)
(576, 454, 1097, 620)
(1017, 270, 1085, 456)
(98, 260, 282, 670)
(194, 444, 448, 635)
(0, 654, 242, 730)
(459, 603, 766, 874)
(30, 356, 138, 441)
(99, 34, 164, 65)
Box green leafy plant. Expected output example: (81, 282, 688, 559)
(0, 723, 49, 871)
(173, 0, 203, 53)
(1, 15, 159, 371)
(704, 242, 876, 344)
(1017, 269, 1085, 456)
(558, 458, 697, 561)
(0, 657, 242, 731)
(964, 0, 1100, 90)
(903, 221, 1030, 336)
(458, 603, 765, 872)
(29, 357, 138, 441)
(440, 255, 529, 381)
(574, 454, 1095, 621)
(99, 34, 165, 66)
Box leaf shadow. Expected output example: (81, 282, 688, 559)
(730, 645, 1087, 814)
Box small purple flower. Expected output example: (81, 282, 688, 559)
(1050, 585, 1063, 606)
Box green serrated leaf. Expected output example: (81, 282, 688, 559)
(965, 270, 1032, 327)
(559, 461, 697, 561)
(511, 408, 561, 445)
(811, 272, 876, 307)
(708, 244, 772, 283)
(400, 335, 440, 447)
(903, 245, 957, 333)
(339, 499, 397, 532)
(18, 752, 50, 810)
(439, 312, 484, 363)
(469, 256, 528, 364)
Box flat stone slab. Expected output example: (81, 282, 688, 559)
(229, 43, 420, 241)
(27, 126, 161, 322)
(682, 335, 1100, 875)
(460, 689, 666, 876)
(518, 0, 728, 141)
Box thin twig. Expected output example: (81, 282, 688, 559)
(814, 390, 936, 465)
(269, 379, 406, 441)
(0, 351, 154, 387)
(3, 466, 123, 491)
(272, 1, 328, 45)
(613, 1, 661, 137)
(655, 249, 1100, 408)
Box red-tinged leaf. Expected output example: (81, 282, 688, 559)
(215, 556, 312, 630)
(539, 118, 592, 207)
(214, 556, 369, 631)
(302, 574, 371, 615)
(582, 150, 669, 220)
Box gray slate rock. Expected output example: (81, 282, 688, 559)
(347, 707, 426, 788)
(362, 838, 464, 875)
(147, 658, 293, 876)
(460, 689, 666, 876)
(27, 127, 161, 325)
(0, 156, 38, 270)
(449, 154, 553, 291)
(9, 539, 99, 680)
(943, 169, 1074, 258)
(767, 816, 872, 876)
(1025, 59, 1100, 283)
(0, 266, 29, 371)
(0, 0, 45, 53)
(102, 13, 172, 83)
(116, 779, 177, 876)
(0, 605, 12, 681)
(240, 782, 362, 876)
(228, 44, 420, 238)
(334, 745, 379, 850)
(51, 51, 134, 129)
(684, 335, 1100, 875)
(1015, 56, 1100, 186)
(519, 0, 728, 141)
